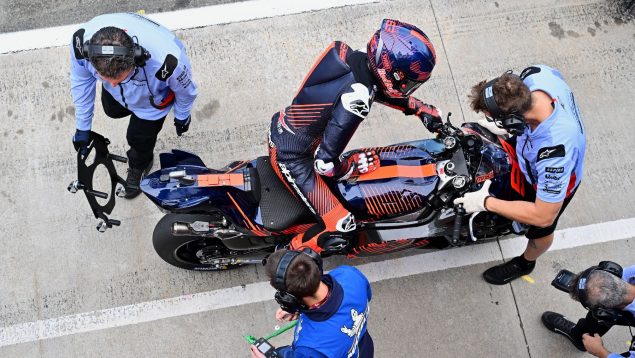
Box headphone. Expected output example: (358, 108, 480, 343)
(553, 261, 635, 327)
(82, 36, 150, 67)
(481, 72, 527, 135)
(83, 36, 174, 110)
(271, 248, 323, 313)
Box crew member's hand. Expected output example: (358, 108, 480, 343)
(72, 129, 90, 156)
(276, 308, 299, 322)
(453, 180, 492, 214)
(417, 103, 443, 133)
(250, 345, 267, 358)
(341, 150, 380, 180)
(174, 115, 191, 136)
(477, 118, 509, 136)
(582, 333, 610, 358)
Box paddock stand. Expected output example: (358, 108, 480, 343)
(67, 131, 127, 232)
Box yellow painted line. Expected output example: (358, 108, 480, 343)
(137, 10, 146, 15)
(521, 275, 535, 284)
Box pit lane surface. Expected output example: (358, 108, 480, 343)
(0, 0, 634, 357)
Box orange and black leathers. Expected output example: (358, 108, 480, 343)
(268, 41, 436, 253)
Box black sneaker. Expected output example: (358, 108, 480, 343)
(124, 160, 153, 199)
(541, 311, 585, 351)
(482, 256, 535, 285)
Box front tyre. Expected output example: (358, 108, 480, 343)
(153, 213, 244, 271)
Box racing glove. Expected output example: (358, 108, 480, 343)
(338, 150, 380, 180)
(174, 115, 191, 136)
(453, 180, 492, 214)
(477, 118, 509, 136)
(416, 104, 443, 133)
(72, 129, 90, 156)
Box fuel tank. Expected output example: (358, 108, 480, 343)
(337, 139, 445, 220)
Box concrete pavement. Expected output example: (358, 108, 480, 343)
(0, 0, 634, 357)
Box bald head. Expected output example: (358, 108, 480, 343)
(579, 270, 629, 309)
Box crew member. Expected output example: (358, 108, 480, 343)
(250, 249, 373, 357)
(70, 13, 198, 198)
(455, 65, 586, 284)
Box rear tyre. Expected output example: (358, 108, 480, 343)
(153, 213, 244, 271)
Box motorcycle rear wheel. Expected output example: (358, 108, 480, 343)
(153, 213, 246, 271)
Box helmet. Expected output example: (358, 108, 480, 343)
(367, 19, 436, 98)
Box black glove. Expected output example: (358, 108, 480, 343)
(174, 115, 191, 136)
(417, 104, 443, 133)
(72, 129, 90, 155)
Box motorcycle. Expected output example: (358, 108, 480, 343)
(140, 114, 528, 271)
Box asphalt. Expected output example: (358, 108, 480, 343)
(0, 0, 241, 33)
(0, 0, 634, 357)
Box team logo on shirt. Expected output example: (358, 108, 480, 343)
(72, 29, 86, 59)
(155, 54, 178, 81)
(537, 145, 565, 162)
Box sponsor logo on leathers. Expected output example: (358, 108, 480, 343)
(341, 83, 371, 118)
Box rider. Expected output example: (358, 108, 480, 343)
(268, 19, 442, 254)
(455, 65, 587, 285)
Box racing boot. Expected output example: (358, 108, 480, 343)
(123, 158, 153, 199)
(290, 208, 355, 254)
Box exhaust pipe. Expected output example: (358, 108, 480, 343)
(172, 222, 192, 236)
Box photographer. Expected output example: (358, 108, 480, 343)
(542, 262, 635, 357)
(250, 249, 373, 358)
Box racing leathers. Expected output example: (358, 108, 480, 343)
(268, 41, 441, 253)
(70, 12, 198, 170)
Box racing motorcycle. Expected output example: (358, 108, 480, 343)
(140, 114, 527, 271)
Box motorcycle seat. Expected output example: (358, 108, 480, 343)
(255, 156, 316, 231)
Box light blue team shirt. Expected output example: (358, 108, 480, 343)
(70, 13, 198, 130)
(516, 64, 586, 203)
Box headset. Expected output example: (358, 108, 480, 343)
(83, 36, 173, 110)
(552, 261, 635, 327)
(82, 36, 150, 67)
(270, 248, 323, 314)
(481, 71, 527, 135)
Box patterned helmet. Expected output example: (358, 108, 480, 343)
(367, 19, 436, 98)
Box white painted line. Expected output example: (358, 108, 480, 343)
(0, 0, 379, 54)
(500, 217, 635, 257)
(1, 217, 634, 347)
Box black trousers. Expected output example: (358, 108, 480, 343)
(570, 310, 613, 347)
(101, 86, 166, 169)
